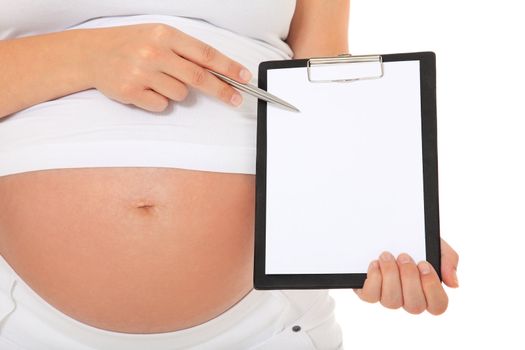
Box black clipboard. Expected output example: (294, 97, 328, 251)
(254, 52, 440, 290)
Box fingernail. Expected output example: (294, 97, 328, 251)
(230, 93, 242, 106)
(369, 260, 379, 269)
(418, 262, 431, 275)
(397, 253, 413, 264)
(240, 68, 252, 82)
(380, 251, 394, 262)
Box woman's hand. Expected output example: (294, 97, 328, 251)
(84, 23, 252, 112)
(353, 238, 459, 315)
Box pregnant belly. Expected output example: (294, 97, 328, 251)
(0, 167, 255, 333)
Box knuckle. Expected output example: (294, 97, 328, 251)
(149, 23, 171, 42)
(118, 83, 136, 102)
(191, 68, 207, 86)
(200, 44, 217, 63)
(129, 66, 144, 80)
(138, 45, 163, 60)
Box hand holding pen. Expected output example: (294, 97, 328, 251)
(87, 23, 298, 113)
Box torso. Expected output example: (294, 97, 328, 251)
(0, 167, 256, 333)
(0, 4, 295, 334)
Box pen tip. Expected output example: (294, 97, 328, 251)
(284, 104, 300, 112)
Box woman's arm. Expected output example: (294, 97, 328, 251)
(286, 0, 350, 59)
(0, 24, 252, 119)
(0, 30, 93, 119)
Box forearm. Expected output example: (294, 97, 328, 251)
(290, 39, 349, 60)
(286, 0, 350, 59)
(287, 25, 349, 60)
(0, 29, 94, 119)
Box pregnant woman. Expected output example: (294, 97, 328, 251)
(0, 1, 459, 349)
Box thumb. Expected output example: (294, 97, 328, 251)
(440, 238, 459, 288)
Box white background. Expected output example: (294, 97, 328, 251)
(330, 0, 525, 348)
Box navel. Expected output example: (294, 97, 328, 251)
(133, 199, 157, 213)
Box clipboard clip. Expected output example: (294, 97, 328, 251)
(307, 54, 384, 83)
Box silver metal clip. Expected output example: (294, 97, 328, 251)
(307, 54, 384, 83)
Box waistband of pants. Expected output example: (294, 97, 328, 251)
(0, 254, 327, 349)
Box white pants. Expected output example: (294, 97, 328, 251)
(0, 256, 344, 349)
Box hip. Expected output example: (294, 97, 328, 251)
(0, 251, 343, 349)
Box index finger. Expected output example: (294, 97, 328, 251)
(169, 30, 252, 83)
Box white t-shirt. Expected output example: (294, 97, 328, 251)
(0, 1, 297, 176)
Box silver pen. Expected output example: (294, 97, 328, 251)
(207, 69, 300, 112)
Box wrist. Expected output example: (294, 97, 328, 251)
(62, 28, 100, 91)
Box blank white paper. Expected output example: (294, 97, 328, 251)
(265, 60, 426, 274)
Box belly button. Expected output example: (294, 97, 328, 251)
(134, 200, 157, 211)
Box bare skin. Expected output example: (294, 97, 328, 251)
(0, 167, 256, 333)
(0, 0, 458, 334)
(354, 240, 459, 315)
